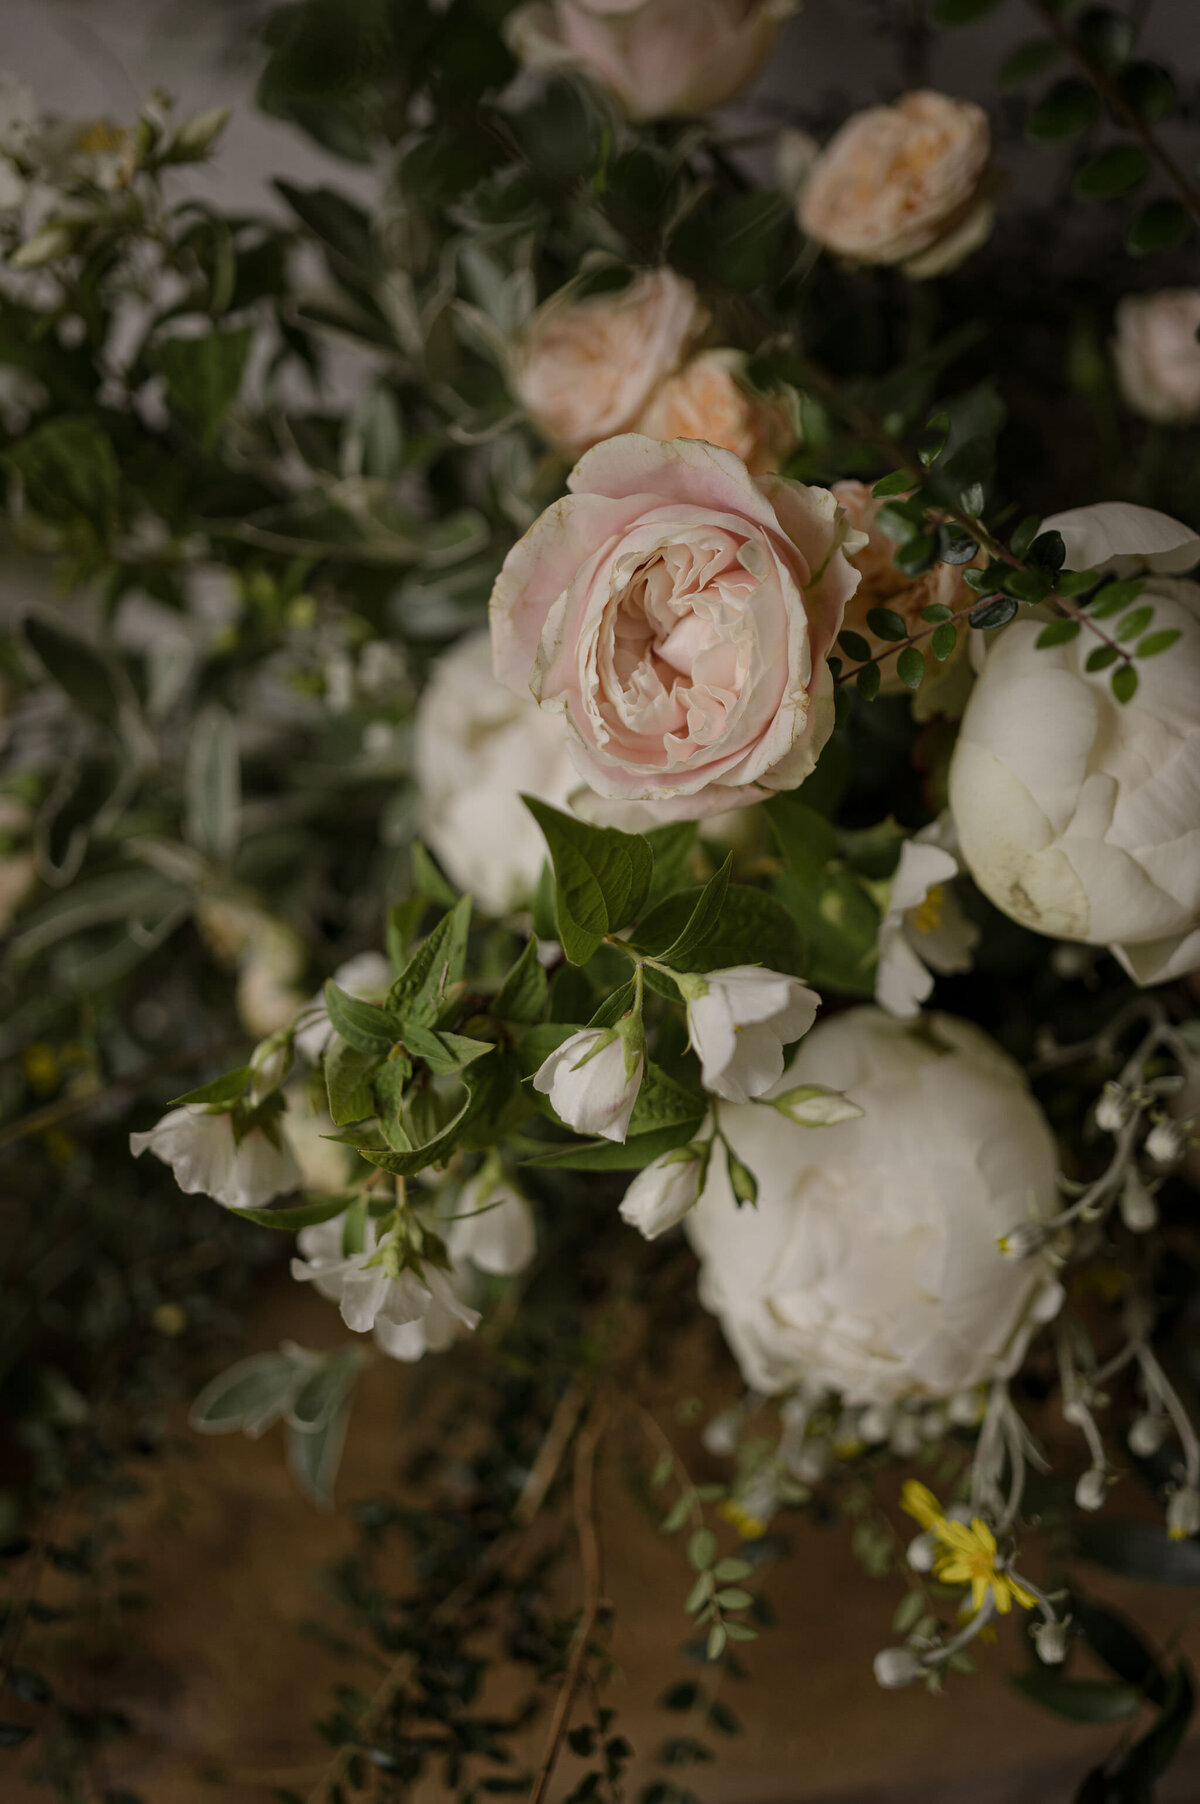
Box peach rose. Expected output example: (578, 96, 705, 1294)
(799, 91, 992, 278)
(512, 269, 705, 458)
(833, 480, 971, 701)
(508, 0, 797, 121)
(1113, 289, 1200, 425)
(489, 434, 862, 821)
(635, 350, 795, 475)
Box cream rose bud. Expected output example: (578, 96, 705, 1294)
(1114, 289, 1200, 425)
(948, 504, 1200, 985)
(683, 966, 820, 1102)
(832, 480, 973, 708)
(413, 631, 579, 916)
(799, 91, 993, 278)
(685, 1008, 1060, 1404)
(489, 435, 863, 821)
(634, 350, 795, 476)
(130, 1106, 301, 1212)
(511, 269, 705, 458)
(619, 1148, 705, 1239)
(508, 0, 797, 122)
(534, 1026, 644, 1142)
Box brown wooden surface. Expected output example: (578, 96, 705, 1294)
(11, 1271, 1200, 1804)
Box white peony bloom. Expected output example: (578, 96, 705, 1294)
(619, 1148, 704, 1239)
(685, 1008, 1061, 1404)
(534, 1027, 644, 1142)
(875, 820, 980, 1019)
(294, 950, 393, 1064)
(685, 966, 820, 1103)
(291, 1215, 480, 1362)
(1040, 501, 1200, 582)
(948, 508, 1200, 985)
(413, 631, 579, 915)
(447, 1171, 537, 1275)
(130, 1105, 301, 1211)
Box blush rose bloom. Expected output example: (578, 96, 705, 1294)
(1113, 289, 1200, 425)
(832, 479, 973, 709)
(507, 0, 797, 121)
(948, 503, 1200, 985)
(413, 631, 578, 915)
(685, 1008, 1061, 1404)
(799, 91, 993, 278)
(512, 270, 705, 458)
(635, 349, 796, 475)
(489, 434, 863, 821)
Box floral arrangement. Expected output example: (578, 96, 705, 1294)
(2, 1, 1200, 1798)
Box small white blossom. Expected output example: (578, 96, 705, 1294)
(1119, 1168, 1158, 1234)
(873, 1646, 925, 1689)
(1075, 1468, 1108, 1512)
(906, 1532, 937, 1573)
(997, 1220, 1047, 1261)
(291, 1216, 480, 1362)
(684, 966, 820, 1104)
(130, 1106, 301, 1211)
(1128, 1413, 1170, 1458)
(1146, 1119, 1186, 1166)
(875, 825, 979, 1020)
(534, 1027, 643, 1143)
(619, 1148, 704, 1240)
(1168, 1486, 1200, 1541)
(447, 1171, 536, 1276)
(1096, 1082, 1133, 1134)
(1033, 1618, 1069, 1665)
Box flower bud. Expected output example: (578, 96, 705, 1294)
(1167, 1486, 1200, 1542)
(171, 106, 229, 158)
(1075, 1468, 1107, 1513)
(874, 1646, 925, 1689)
(533, 1026, 644, 1144)
(250, 1029, 294, 1101)
(906, 1532, 937, 1573)
(619, 1147, 704, 1240)
(1128, 1413, 1171, 1459)
(1033, 1617, 1069, 1665)
(1096, 1083, 1133, 1133)
(998, 1221, 1047, 1261)
(1146, 1119, 1186, 1167)
(1119, 1168, 1158, 1234)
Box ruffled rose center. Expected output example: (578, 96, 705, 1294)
(593, 530, 760, 769)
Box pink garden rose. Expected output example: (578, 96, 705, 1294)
(635, 349, 796, 475)
(508, 0, 797, 122)
(799, 91, 992, 277)
(489, 434, 863, 821)
(512, 269, 705, 457)
(1113, 289, 1200, 425)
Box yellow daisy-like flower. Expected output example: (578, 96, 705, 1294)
(901, 1481, 1035, 1617)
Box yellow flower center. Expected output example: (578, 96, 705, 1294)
(908, 883, 945, 936)
(75, 120, 128, 155)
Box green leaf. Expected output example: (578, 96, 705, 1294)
(1026, 78, 1101, 142)
(1009, 1673, 1142, 1724)
(896, 647, 925, 690)
(492, 937, 548, 1024)
(713, 1558, 753, 1583)
(1116, 1661, 1195, 1790)
(402, 1025, 493, 1076)
(655, 854, 732, 967)
(1027, 529, 1066, 571)
(837, 630, 873, 663)
(1055, 569, 1101, 596)
(189, 1352, 296, 1434)
(1074, 1516, 1200, 1585)
(633, 883, 807, 979)
(388, 896, 472, 1026)
(1075, 7, 1134, 73)
(523, 797, 652, 966)
(969, 596, 1019, 630)
(1112, 663, 1139, 704)
(628, 1062, 707, 1137)
(998, 38, 1060, 87)
(152, 325, 253, 447)
(410, 840, 459, 907)
(714, 1586, 754, 1610)
(235, 1192, 360, 1231)
(23, 616, 121, 731)
(937, 526, 979, 565)
(856, 662, 881, 701)
(1137, 629, 1181, 658)
(1126, 196, 1190, 256)
(324, 981, 400, 1055)
(1003, 566, 1052, 603)
(671, 189, 791, 294)
(287, 1401, 353, 1510)
(520, 1119, 701, 1172)
(3, 415, 119, 530)
(1074, 143, 1150, 202)
(865, 607, 909, 643)
(1089, 577, 1143, 617)
(931, 622, 958, 662)
(1074, 1599, 1166, 1703)
(688, 1528, 717, 1571)
(1036, 619, 1081, 649)
(871, 470, 911, 497)
(1118, 60, 1176, 124)
(1116, 604, 1154, 642)
(725, 1149, 758, 1206)
(1085, 644, 1119, 672)
(273, 180, 376, 276)
(643, 823, 699, 908)
(325, 1039, 380, 1125)
(170, 1066, 251, 1107)
(921, 602, 955, 623)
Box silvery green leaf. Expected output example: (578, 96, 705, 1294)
(189, 1353, 297, 1437)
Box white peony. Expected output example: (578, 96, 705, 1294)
(684, 966, 820, 1102)
(130, 1105, 302, 1212)
(875, 820, 979, 1019)
(948, 504, 1200, 985)
(413, 630, 579, 915)
(685, 1008, 1061, 1404)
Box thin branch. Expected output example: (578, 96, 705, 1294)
(528, 1400, 611, 1804)
(1024, 0, 1200, 231)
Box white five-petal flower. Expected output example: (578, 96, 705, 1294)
(875, 822, 980, 1020)
(685, 966, 820, 1104)
(534, 1028, 644, 1142)
(130, 1106, 301, 1211)
(291, 1216, 481, 1362)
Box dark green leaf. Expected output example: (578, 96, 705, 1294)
(0, 1724, 33, 1747)
(633, 883, 807, 978)
(324, 982, 400, 1055)
(865, 607, 909, 643)
(1074, 144, 1150, 202)
(656, 854, 732, 967)
(871, 470, 912, 497)
(1027, 529, 1066, 571)
(998, 38, 1061, 87)
(170, 1066, 250, 1107)
(520, 1118, 701, 1172)
(1116, 1661, 1195, 1789)
(1086, 644, 1119, 672)
(1137, 629, 1180, 658)
(388, 897, 472, 1027)
(1127, 197, 1191, 255)
(1027, 78, 1101, 141)
(1010, 513, 1042, 558)
(1074, 1599, 1166, 1702)
(931, 622, 958, 662)
(23, 616, 121, 731)
(1112, 663, 1139, 704)
(1010, 1672, 1141, 1724)
(837, 630, 873, 663)
(1089, 578, 1144, 617)
(325, 1040, 380, 1126)
(1036, 619, 1081, 648)
(1075, 7, 1134, 73)
(273, 180, 376, 275)
(235, 1193, 359, 1231)
(3, 416, 119, 530)
(969, 596, 1019, 630)
(492, 938, 548, 1024)
(896, 646, 925, 690)
(523, 797, 654, 965)
(1116, 604, 1153, 641)
(1118, 60, 1176, 123)
(1075, 1516, 1200, 1584)
(856, 662, 881, 701)
(938, 526, 979, 565)
(152, 326, 253, 447)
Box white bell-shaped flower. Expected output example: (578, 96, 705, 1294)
(685, 966, 820, 1103)
(130, 1105, 301, 1212)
